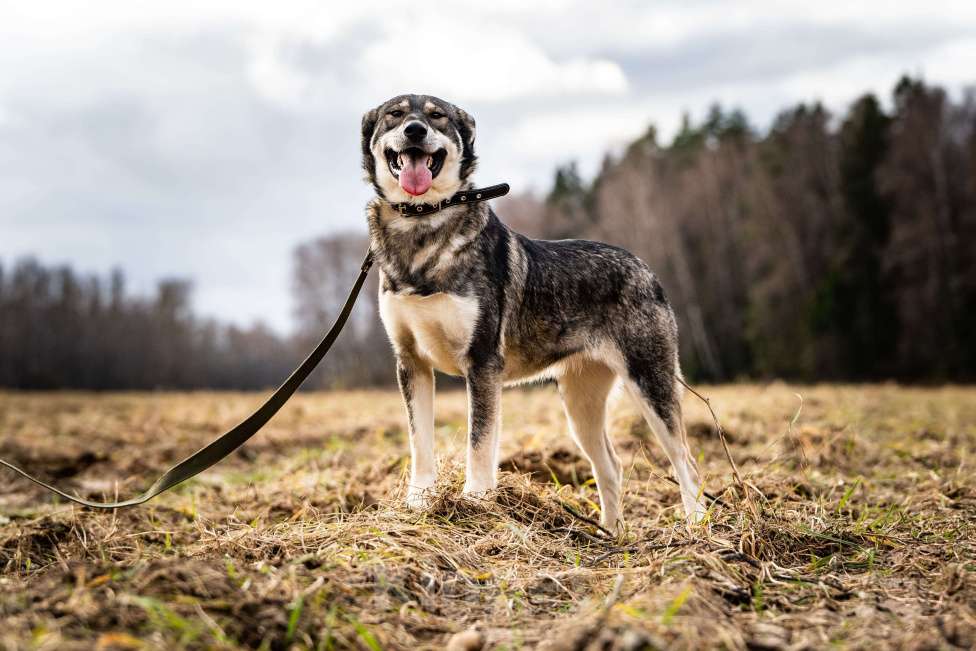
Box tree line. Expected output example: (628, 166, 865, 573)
(0, 236, 393, 391)
(0, 260, 295, 389)
(531, 76, 975, 382)
(1, 75, 972, 389)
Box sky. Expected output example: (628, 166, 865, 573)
(2, 1, 974, 333)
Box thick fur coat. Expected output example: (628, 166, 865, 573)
(361, 94, 704, 527)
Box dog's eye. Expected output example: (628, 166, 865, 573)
(388, 110, 404, 118)
(429, 111, 445, 119)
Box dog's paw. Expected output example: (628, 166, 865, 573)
(600, 515, 625, 536)
(461, 481, 496, 498)
(684, 500, 708, 527)
(405, 486, 436, 510)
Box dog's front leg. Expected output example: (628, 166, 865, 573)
(396, 354, 436, 508)
(463, 362, 502, 495)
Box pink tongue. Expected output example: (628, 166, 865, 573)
(399, 156, 432, 196)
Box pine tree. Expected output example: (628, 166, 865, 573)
(831, 93, 896, 378)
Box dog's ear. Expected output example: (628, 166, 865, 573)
(360, 107, 379, 179)
(455, 107, 476, 149)
(455, 107, 478, 179)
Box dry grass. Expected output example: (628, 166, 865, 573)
(0, 384, 974, 650)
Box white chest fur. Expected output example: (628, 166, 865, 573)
(379, 289, 481, 376)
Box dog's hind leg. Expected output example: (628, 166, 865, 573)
(558, 359, 623, 530)
(397, 354, 437, 508)
(624, 359, 706, 524)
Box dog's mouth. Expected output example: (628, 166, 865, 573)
(385, 147, 447, 196)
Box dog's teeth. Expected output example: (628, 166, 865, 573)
(397, 154, 404, 167)
(426, 156, 433, 169)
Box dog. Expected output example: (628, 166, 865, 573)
(361, 94, 705, 528)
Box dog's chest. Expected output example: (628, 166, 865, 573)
(379, 288, 480, 375)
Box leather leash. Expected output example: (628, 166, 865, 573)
(0, 184, 510, 509)
(0, 251, 375, 509)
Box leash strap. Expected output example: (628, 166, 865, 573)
(388, 182, 510, 217)
(0, 251, 375, 509)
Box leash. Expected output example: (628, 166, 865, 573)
(0, 184, 512, 510)
(0, 251, 374, 509)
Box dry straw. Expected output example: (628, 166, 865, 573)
(1, 386, 973, 649)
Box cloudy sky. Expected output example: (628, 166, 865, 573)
(2, 2, 974, 332)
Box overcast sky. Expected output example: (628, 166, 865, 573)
(2, 2, 974, 333)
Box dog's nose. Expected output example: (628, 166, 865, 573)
(404, 121, 427, 143)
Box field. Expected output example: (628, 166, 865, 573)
(1, 384, 974, 650)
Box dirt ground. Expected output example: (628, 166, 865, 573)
(0, 384, 973, 650)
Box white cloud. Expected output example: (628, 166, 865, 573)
(497, 105, 653, 175)
(358, 35, 628, 103)
(246, 15, 629, 110)
(921, 37, 976, 91)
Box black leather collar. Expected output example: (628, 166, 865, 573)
(388, 183, 510, 217)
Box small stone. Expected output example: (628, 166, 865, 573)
(446, 627, 484, 651)
(748, 622, 790, 650)
(620, 629, 652, 651)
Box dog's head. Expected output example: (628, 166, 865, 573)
(361, 94, 477, 204)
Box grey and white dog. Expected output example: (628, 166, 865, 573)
(362, 94, 705, 528)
